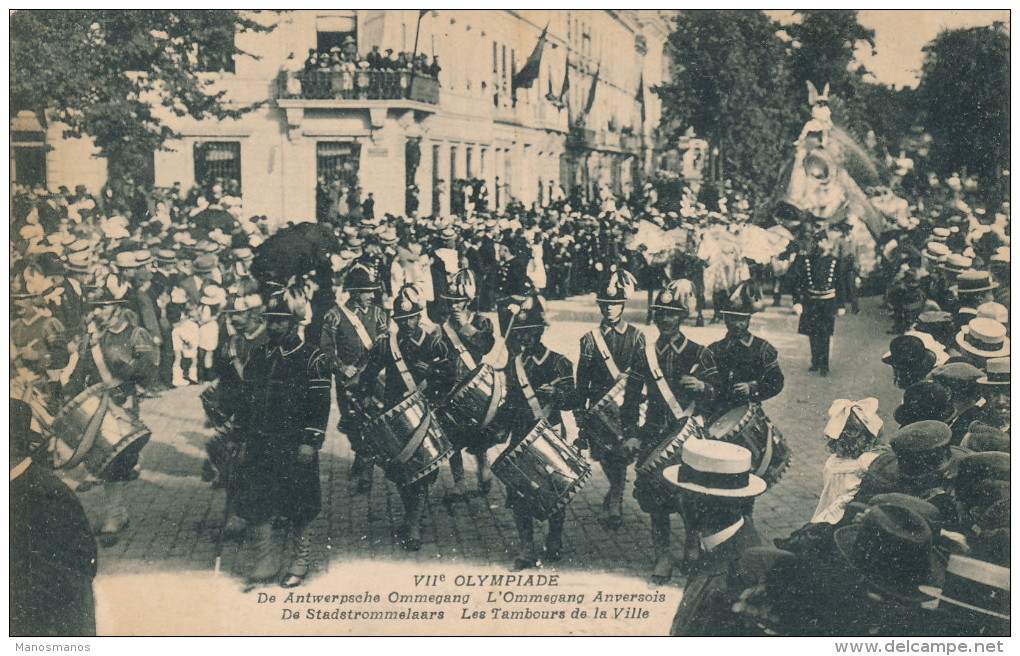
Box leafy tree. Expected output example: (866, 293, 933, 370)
(786, 10, 875, 99)
(10, 10, 275, 181)
(917, 24, 1009, 204)
(655, 10, 800, 205)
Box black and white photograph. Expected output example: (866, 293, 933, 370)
(8, 9, 1011, 642)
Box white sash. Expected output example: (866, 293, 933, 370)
(513, 354, 547, 421)
(340, 304, 373, 351)
(443, 321, 477, 372)
(389, 332, 419, 393)
(644, 340, 691, 421)
(589, 328, 621, 380)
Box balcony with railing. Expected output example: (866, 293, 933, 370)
(282, 69, 439, 105)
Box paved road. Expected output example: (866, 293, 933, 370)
(73, 294, 904, 633)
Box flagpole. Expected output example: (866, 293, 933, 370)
(409, 10, 428, 99)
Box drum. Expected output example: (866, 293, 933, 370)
(635, 416, 708, 498)
(362, 390, 453, 486)
(706, 404, 791, 486)
(199, 382, 230, 428)
(445, 364, 505, 428)
(582, 373, 632, 454)
(46, 384, 152, 479)
(492, 418, 592, 520)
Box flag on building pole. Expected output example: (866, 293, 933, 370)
(636, 71, 646, 126)
(575, 62, 600, 127)
(512, 23, 548, 91)
(558, 56, 570, 105)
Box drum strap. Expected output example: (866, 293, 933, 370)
(483, 369, 505, 426)
(91, 343, 123, 389)
(513, 355, 547, 421)
(61, 393, 109, 471)
(393, 410, 433, 465)
(341, 305, 374, 351)
(644, 341, 691, 421)
(443, 321, 477, 371)
(389, 332, 419, 393)
(589, 329, 621, 380)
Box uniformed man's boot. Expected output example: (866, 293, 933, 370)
(248, 521, 278, 584)
(398, 486, 423, 552)
(99, 481, 130, 547)
(475, 452, 492, 496)
(603, 462, 626, 531)
(281, 524, 312, 588)
(650, 512, 673, 584)
(445, 451, 468, 503)
(510, 508, 538, 571)
(544, 512, 565, 563)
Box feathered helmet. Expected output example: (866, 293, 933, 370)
(441, 268, 477, 301)
(651, 279, 697, 317)
(344, 262, 379, 291)
(392, 283, 426, 320)
(595, 264, 637, 303)
(719, 281, 766, 317)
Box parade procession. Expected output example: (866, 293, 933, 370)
(9, 10, 1011, 640)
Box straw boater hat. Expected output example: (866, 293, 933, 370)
(931, 227, 951, 242)
(200, 285, 227, 307)
(662, 439, 767, 498)
(976, 357, 1009, 386)
(940, 254, 973, 274)
(951, 270, 999, 296)
(956, 318, 1009, 358)
(921, 241, 951, 262)
(919, 555, 1010, 620)
(975, 301, 1008, 326)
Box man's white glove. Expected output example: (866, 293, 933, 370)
(793, 303, 803, 316)
(837, 308, 847, 317)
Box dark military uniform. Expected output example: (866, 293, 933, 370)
(707, 334, 784, 419)
(493, 344, 579, 563)
(438, 312, 496, 454)
(576, 320, 646, 464)
(789, 250, 851, 373)
(232, 340, 332, 525)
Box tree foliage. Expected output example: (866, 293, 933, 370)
(786, 10, 875, 99)
(10, 10, 275, 178)
(655, 10, 800, 204)
(917, 24, 1010, 197)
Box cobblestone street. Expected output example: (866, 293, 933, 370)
(77, 295, 903, 635)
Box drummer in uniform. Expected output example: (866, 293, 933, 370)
(575, 266, 645, 530)
(436, 268, 497, 501)
(319, 263, 389, 494)
(358, 283, 451, 552)
(231, 294, 332, 588)
(623, 279, 720, 584)
(491, 286, 580, 571)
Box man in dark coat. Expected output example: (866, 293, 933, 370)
(623, 279, 720, 584)
(788, 228, 851, 376)
(232, 296, 332, 588)
(358, 283, 451, 552)
(436, 268, 497, 500)
(666, 439, 766, 636)
(10, 399, 98, 636)
(491, 291, 580, 571)
(575, 267, 645, 530)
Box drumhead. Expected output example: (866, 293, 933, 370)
(707, 405, 750, 439)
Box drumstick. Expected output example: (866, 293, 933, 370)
(482, 305, 521, 367)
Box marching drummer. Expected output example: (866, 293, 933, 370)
(707, 281, 785, 419)
(624, 278, 720, 584)
(575, 265, 646, 530)
(358, 283, 451, 552)
(230, 294, 332, 589)
(319, 263, 389, 494)
(436, 268, 497, 501)
(491, 283, 580, 571)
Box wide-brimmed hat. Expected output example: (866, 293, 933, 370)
(975, 301, 1008, 325)
(956, 318, 1009, 358)
(881, 334, 937, 370)
(440, 268, 477, 301)
(976, 357, 1009, 386)
(651, 279, 696, 316)
(392, 283, 426, 320)
(662, 439, 767, 498)
(155, 248, 177, 265)
(931, 227, 951, 242)
(200, 285, 227, 307)
(344, 263, 379, 291)
(594, 265, 636, 303)
(718, 280, 766, 316)
(951, 270, 999, 295)
(835, 504, 940, 603)
(919, 555, 1010, 620)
